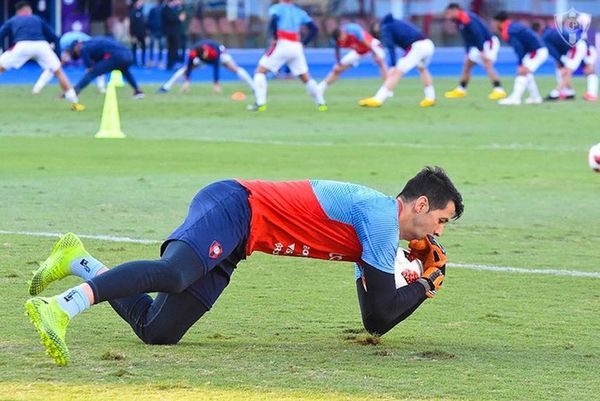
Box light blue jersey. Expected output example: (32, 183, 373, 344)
(269, 3, 312, 34)
(59, 31, 91, 53)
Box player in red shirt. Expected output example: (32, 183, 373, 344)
(25, 167, 463, 366)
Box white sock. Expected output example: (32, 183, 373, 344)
(555, 68, 561, 86)
(32, 69, 54, 94)
(526, 74, 540, 99)
(306, 79, 325, 104)
(510, 75, 528, 100)
(56, 286, 90, 319)
(253, 72, 267, 105)
(236, 68, 254, 90)
(587, 74, 598, 96)
(64, 88, 79, 103)
(70, 255, 105, 281)
(424, 85, 435, 100)
(163, 66, 186, 90)
(318, 80, 328, 93)
(374, 85, 391, 103)
(96, 75, 106, 93)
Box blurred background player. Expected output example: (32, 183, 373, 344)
(32, 31, 106, 95)
(359, 14, 436, 108)
(582, 39, 598, 101)
(443, 3, 506, 100)
(129, 0, 148, 67)
(0, 1, 84, 111)
(157, 39, 254, 94)
(68, 36, 144, 98)
(317, 22, 387, 103)
(541, 27, 586, 101)
(492, 11, 548, 105)
(248, 0, 325, 112)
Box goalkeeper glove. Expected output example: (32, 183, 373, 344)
(408, 234, 447, 270)
(418, 267, 445, 298)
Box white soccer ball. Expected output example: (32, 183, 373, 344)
(588, 143, 600, 173)
(394, 248, 423, 288)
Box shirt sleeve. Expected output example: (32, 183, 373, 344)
(0, 20, 11, 46)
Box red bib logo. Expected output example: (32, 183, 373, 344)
(208, 241, 223, 259)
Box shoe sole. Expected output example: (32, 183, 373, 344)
(25, 299, 69, 366)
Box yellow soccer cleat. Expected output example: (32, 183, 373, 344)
(70, 103, 85, 112)
(488, 88, 507, 100)
(358, 97, 382, 107)
(317, 104, 328, 112)
(419, 98, 436, 108)
(25, 297, 71, 366)
(444, 88, 466, 98)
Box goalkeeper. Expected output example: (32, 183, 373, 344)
(25, 167, 463, 366)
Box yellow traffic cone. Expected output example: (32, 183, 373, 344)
(95, 70, 126, 139)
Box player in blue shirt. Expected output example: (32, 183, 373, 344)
(0, 1, 84, 111)
(157, 39, 254, 94)
(542, 28, 587, 101)
(68, 36, 144, 98)
(248, 0, 325, 112)
(359, 14, 436, 108)
(443, 3, 506, 100)
(24, 167, 463, 366)
(493, 11, 548, 105)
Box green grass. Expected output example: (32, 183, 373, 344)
(0, 78, 599, 401)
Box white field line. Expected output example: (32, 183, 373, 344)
(2, 230, 598, 279)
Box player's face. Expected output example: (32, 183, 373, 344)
(409, 199, 456, 240)
(444, 9, 457, 20)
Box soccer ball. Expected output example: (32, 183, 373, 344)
(394, 248, 423, 288)
(588, 143, 600, 173)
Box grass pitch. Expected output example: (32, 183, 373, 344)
(0, 77, 599, 401)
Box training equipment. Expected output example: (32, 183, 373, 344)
(394, 248, 423, 288)
(96, 70, 126, 139)
(29, 233, 88, 295)
(589, 143, 600, 172)
(419, 267, 445, 298)
(25, 297, 71, 366)
(231, 91, 246, 101)
(408, 234, 447, 270)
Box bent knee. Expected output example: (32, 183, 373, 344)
(141, 332, 182, 345)
(362, 314, 392, 336)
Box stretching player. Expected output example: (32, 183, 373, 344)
(0, 1, 84, 111)
(317, 23, 387, 103)
(359, 14, 436, 108)
(248, 0, 325, 112)
(582, 40, 598, 101)
(157, 39, 254, 94)
(25, 166, 463, 366)
(443, 3, 506, 100)
(492, 11, 548, 105)
(542, 27, 586, 101)
(68, 37, 144, 98)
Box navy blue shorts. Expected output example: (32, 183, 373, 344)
(161, 180, 251, 307)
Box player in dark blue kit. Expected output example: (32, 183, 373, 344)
(542, 28, 587, 101)
(444, 3, 506, 100)
(24, 167, 463, 366)
(359, 14, 436, 107)
(0, 1, 84, 111)
(68, 37, 144, 98)
(157, 39, 254, 94)
(493, 12, 548, 105)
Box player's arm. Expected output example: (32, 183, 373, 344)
(211, 57, 221, 92)
(509, 37, 525, 65)
(381, 28, 396, 66)
(301, 20, 318, 46)
(0, 21, 11, 49)
(268, 14, 279, 41)
(41, 18, 60, 49)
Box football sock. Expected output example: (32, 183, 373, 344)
(424, 85, 436, 100)
(526, 73, 540, 99)
(32, 69, 54, 94)
(374, 85, 391, 102)
(64, 88, 79, 103)
(163, 66, 186, 90)
(96, 74, 106, 92)
(493, 80, 502, 89)
(459, 80, 468, 89)
(306, 79, 324, 104)
(253, 72, 267, 105)
(70, 255, 105, 281)
(555, 68, 562, 86)
(587, 74, 598, 96)
(511, 75, 528, 99)
(236, 68, 254, 89)
(317, 80, 328, 93)
(56, 286, 90, 319)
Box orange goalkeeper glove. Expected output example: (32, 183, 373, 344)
(408, 234, 447, 270)
(418, 267, 445, 298)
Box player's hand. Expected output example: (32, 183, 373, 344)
(418, 267, 445, 298)
(212, 83, 222, 93)
(180, 81, 191, 93)
(408, 234, 447, 270)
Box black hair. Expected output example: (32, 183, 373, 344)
(15, 1, 31, 11)
(398, 166, 464, 220)
(369, 22, 381, 39)
(331, 28, 341, 40)
(531, 21, 543, 34)
(446, 3, 461, 10)
(494, 11, 509, 22)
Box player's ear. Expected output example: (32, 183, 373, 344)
(414, 196, 430, 214)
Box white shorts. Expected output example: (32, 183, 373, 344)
(521, 47, 548, 73)
(258, 39, 308, 76)
(339, 39, 385, 67)
(560, 40, 587, 71)
(396, 38, 435, 74)
(584, 44, 597, 66)
(0, 40, 61, 72)
(467, 36, 500, 64)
